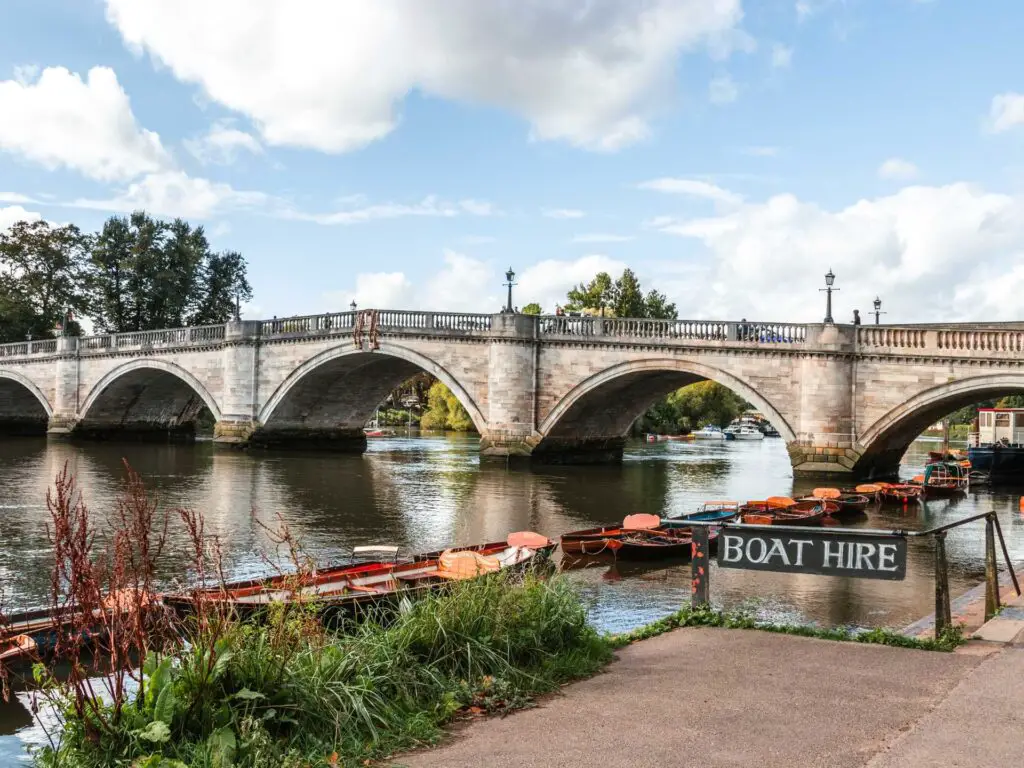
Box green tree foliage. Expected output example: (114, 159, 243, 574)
(564, 268, 677, 319)
(565, 272, 613, 314)
(90, 212, 252, 333)
(1, 213, 253, 339)
(0, 220, 91, 341)
(419, 381, 475, 431)
(521, 302, 542, 315)
(635, 381, 748, 434)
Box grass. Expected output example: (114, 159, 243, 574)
(606, 603, 965, 653)
(32, 572, 611, 768)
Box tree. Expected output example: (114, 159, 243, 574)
(190, 249, 252, 326)
(611, 268, 645, 318)
(635, 381, 747, 434)
(565, 272, 613, 314)
(564, 268, 678, 319)
(89, 211, 252, 333)
(0, 220, 91, 341)
(521, 302, 542, 315)
(419, 381, 475, 431)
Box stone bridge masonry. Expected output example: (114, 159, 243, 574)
(2, 310, 1024, 479)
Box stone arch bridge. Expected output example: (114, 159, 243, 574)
(2, 310, 1023, 478)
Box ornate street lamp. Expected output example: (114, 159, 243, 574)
(234, 292, 241, 321)
(872, 296, 886, 325)
(503, 267, 517, 313)
(350, 300, 357, 312)
(820, 269, 838, 324)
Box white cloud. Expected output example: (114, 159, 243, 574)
(771, 43, 793, 69)
(104, 0, 746, 153)
(877, 157, 919, 180)
(571, 233, 635, 243)
(280, 195, 497, 226)
(638, 177, 744, 205)
(988, 92, 1024, 133)
(458, 199, 498, 216)
(325, 251, 632, 315)
(0, 205, 42, 231)
(649, 182, 1024, 322)
(543, 208, 586, 219)
(184, 120, 263, 165)
(517, 254, 629, 313)
(741, 146, 779, 157)
(70, 170, 268, 219)
(0, 192, 37, 204)
(709, 74, 738, 105)
(0, 66, 170, 181)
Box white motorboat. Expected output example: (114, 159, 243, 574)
(692, 425, 726, 440)
(726, 425, 765, 441)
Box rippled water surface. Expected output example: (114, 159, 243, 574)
(2, 434, 1023, 759)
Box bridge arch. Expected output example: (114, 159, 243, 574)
(77, 359, 222, 440)
(0, 370, 53, 436)
(855, 373, 1024, 476)
(254, 342, 485, 449)
(535, 358, 796, 462)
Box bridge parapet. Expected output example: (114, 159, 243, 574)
(537, 315, 808, 344)
(857, 325, 1024, 357)
(0, 339, 57, 358)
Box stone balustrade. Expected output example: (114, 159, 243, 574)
(7, 314, 1024, 361)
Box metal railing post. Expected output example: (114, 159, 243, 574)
(934, 531, 952, 639)
(691, 526, 710, 608)
(992, 514, 1022, 596)
(985, 514, 1001, 621)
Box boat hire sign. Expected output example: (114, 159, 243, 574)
(716, 528, 908, 581)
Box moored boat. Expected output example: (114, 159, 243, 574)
(560, 514, 662, 555)
(739, 499, 829, 526)
(800, 487, 869, 517)
(692, 425, 726, 440)
(607, 527, 706, 561)
(876, 483, 922, 505)
(671, 501, 740, 524)
(164, 532, 556, 622)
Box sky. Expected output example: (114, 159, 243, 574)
(1, 0, 1024, 323)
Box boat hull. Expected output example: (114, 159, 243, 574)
(967, 445, 1024, 481)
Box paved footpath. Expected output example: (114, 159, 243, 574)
(394, 626, 1024, 768)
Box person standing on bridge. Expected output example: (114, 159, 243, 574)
(852, 309, 861, 325)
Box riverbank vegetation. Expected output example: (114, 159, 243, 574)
(13, 467, 607, 767)
(634, 381, 747, 435)
(419, 380, 475, 432)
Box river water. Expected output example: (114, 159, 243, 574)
(2, 434, 1024, 759)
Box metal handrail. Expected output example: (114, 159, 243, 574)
(668, 510, 1021, 639)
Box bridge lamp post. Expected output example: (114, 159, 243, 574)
(820, 269, 838, 324)
(350, 300, 357, 312)
(503, 267, 517, 313)
(872, 296, 886, 325)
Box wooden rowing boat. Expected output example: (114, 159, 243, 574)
(560, 514, 662, 555)
(163, 532, 556, 621)
(740, 499, 829, 526)
(0, 588, 153, 670)
(671, 501, 740, 524)
(799, 488, 869, 517)
(876, 483, 922, 504)
(609, 528, 703, 561)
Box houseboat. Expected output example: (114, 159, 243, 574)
(967, 408, 1024, 480)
